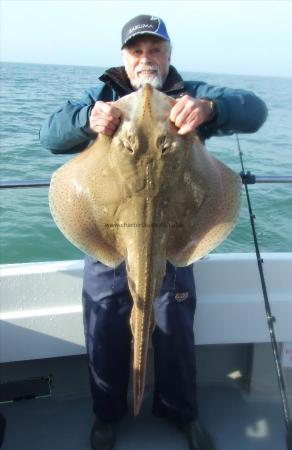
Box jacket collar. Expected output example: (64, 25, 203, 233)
(99, 65, 185, 97)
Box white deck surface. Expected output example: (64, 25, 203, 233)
(0, 352, 289, 450)
(1, 385, 286, 450)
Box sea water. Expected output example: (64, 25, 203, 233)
(0, 62, 291, 264)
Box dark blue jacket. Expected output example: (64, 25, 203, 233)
(40, 65, 267, 154)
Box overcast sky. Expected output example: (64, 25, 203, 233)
(1, 0, 291, 77)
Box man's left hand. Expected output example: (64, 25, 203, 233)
(170, 95, 215, 135)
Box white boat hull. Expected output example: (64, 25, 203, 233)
(0, 253, 291, 363)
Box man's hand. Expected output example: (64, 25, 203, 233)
(89, 101, 121, 136)
(170, 95, 215, 135)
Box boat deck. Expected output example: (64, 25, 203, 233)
(0, 354, 287, 450)
(1, 385, 286, 450)
(1, 254, 291, 449)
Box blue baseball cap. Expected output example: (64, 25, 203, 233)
(121, 15, 170, 48)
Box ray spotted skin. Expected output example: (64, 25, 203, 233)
(49, 84, 241, 415)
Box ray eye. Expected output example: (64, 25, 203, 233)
(123, 138, 135, 153)
(157, 136, 171, 154)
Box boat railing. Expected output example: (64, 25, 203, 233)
(1, 174, 292, 189)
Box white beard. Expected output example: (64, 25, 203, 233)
(126, 64, 164, 90)
(131, 73, 163, 90)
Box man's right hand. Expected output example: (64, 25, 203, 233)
(89, 101, 121, 136)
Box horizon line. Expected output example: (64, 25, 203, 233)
(1, 59, 291, 81)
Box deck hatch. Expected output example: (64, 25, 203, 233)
(0, 375, 53, 404)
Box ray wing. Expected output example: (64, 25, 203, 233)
(49, 138, 125, 267)
(166, 136, 242, 265)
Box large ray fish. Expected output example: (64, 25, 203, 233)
(49, 84, 241, 415)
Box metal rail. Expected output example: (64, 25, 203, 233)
(241, 173, 292, 185)
(0, 175, 292, 189)
(0, 180, 50, 189)
(253, 176, 292, 183)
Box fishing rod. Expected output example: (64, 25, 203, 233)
(236, 134, 292, 450)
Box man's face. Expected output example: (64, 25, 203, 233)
(122, 35, 171, 90)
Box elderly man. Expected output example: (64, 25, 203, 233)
(40, 14, 267, 450)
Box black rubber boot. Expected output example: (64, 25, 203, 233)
(90, 417, 115, 450)
(178, 420, 216, 450)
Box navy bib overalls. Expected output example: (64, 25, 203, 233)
(82, 256, 198, 425)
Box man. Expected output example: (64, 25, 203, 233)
(40, 14, 267, 450)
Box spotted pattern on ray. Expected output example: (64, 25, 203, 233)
(49, 84, 241, 415)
